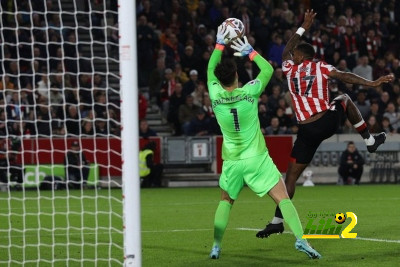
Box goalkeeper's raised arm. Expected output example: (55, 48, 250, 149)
(230, 36, 274, 92)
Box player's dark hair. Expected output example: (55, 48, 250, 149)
(214, 58, 237, 87)
(296, 43, 315, 60)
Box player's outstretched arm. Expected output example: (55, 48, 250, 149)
(207, 24, 229, 84)
(282, 9, 317, 62)
(329, 70, 394, 87)
(231, 36, 273, 90)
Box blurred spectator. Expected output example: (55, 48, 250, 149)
(139, 119, 157, 138)
(36, 99, 51, 136)
(367, 114, 383, 134)
(354, 90, 371, 120)
(187, 109, 212, 136)
(183, 69, 200, 97)
(259, 103, 272, 134)
(95, 116, 109, 137)
(238, 59, 258, 85)
(367, 102, 383, 123)
(267, 85, 282, 112)
(65, 105, 80, 136)
(265, 117, 285, 135)
(202, 93, 214, 118)
(138, 92, 148, 121)
(268, 35, 285, 68)
(148, 58, 166, 100)
(159, 68, 176, 120)
(381, 117, 395, 134)
(137, 15, 158, 87)
(78, 74, 93, 109)
(352, 56, 373, 81)
(139, 141, 163, 188)
(82, 120, 94, 136)
(267, 67, 288, 94)
(382, 102, 400, 130)
(93, 74, 106, 90)
(320, 4, 337, 33)
(179, 95, 201, 135)
(167, 82, 185, 135)
(365, 28, 380, 62)
(137, 0, 157, 25)
(181, 45, 201, 74)
(339, 26, 360, 70)
(369, 11, 389, 50)
(285, 124, 299, 135)
(373, 58, 390, 80)
(378, 91, 390, 114)
(0, 75, 15, 94)
(64, 141, 89, 189)
(174, 63, 189, 84)
(0, 138, 23, 186)
(275, 107, 292, 131)
(163, 33, 183, 66)
(198, 50, 211, 82)
(191, 81, 206, 107)
(332, 15, 347, 38)
(36, 73, 50, 100)
(336, 59, 351, 73)
(1, 0, 400, 139)
(108, 109, 121, 136)
(338, 141, 364, 185)
(109, 22, 119, 58)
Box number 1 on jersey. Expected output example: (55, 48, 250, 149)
(230, 108, 240, 131)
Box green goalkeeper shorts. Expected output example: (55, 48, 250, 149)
(219, 151, 281, 200)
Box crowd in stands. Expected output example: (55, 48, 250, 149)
(0, 0, 119, 138)
(137, 0, 400, 137)
(1, 0, 400, 139)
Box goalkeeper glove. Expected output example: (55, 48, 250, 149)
(231, 36, 254, 57)
(216, 24, 229, 45)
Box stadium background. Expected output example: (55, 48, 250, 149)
(0, 0, 400, 266)
(0, 0, 398, 186)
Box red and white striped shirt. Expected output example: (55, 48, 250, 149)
(282, 59, 335, 122)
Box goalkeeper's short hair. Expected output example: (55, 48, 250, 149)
(215, 58, 237, 87)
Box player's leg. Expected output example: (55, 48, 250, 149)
(334, 94, 386, 152)
(268, 179, 321, 259)
(210, 160, 242, 259)
(257, 135, 316, 238)
(210, 190, 234, 259)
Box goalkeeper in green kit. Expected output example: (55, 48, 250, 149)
(207, 24, 321, 260)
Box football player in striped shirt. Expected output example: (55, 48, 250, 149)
(257, 9, 394, 238)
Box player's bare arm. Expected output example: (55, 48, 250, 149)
(282, 9, 317, 61)
(329, 70, 394, 87)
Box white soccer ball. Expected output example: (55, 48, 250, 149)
(222, 18, 245, 43)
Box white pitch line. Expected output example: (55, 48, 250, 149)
(143, 227, 400, 244)
(353, 237, 400, 244)
(4, 228, 400, 244)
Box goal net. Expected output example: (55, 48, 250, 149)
(0, 0, 124, 265)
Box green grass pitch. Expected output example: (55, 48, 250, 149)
(1, 185, 400, 266)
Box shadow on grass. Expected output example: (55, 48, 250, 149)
(142, 244, 313, 267)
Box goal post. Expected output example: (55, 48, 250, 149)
(119, 0, 142, 266)
(0, 0, 142, 265)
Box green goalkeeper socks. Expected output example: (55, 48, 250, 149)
(279, 198, 303, 239)
(212, 200, 232, 247)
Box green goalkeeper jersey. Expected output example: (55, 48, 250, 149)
(207, 48, 274, 160)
